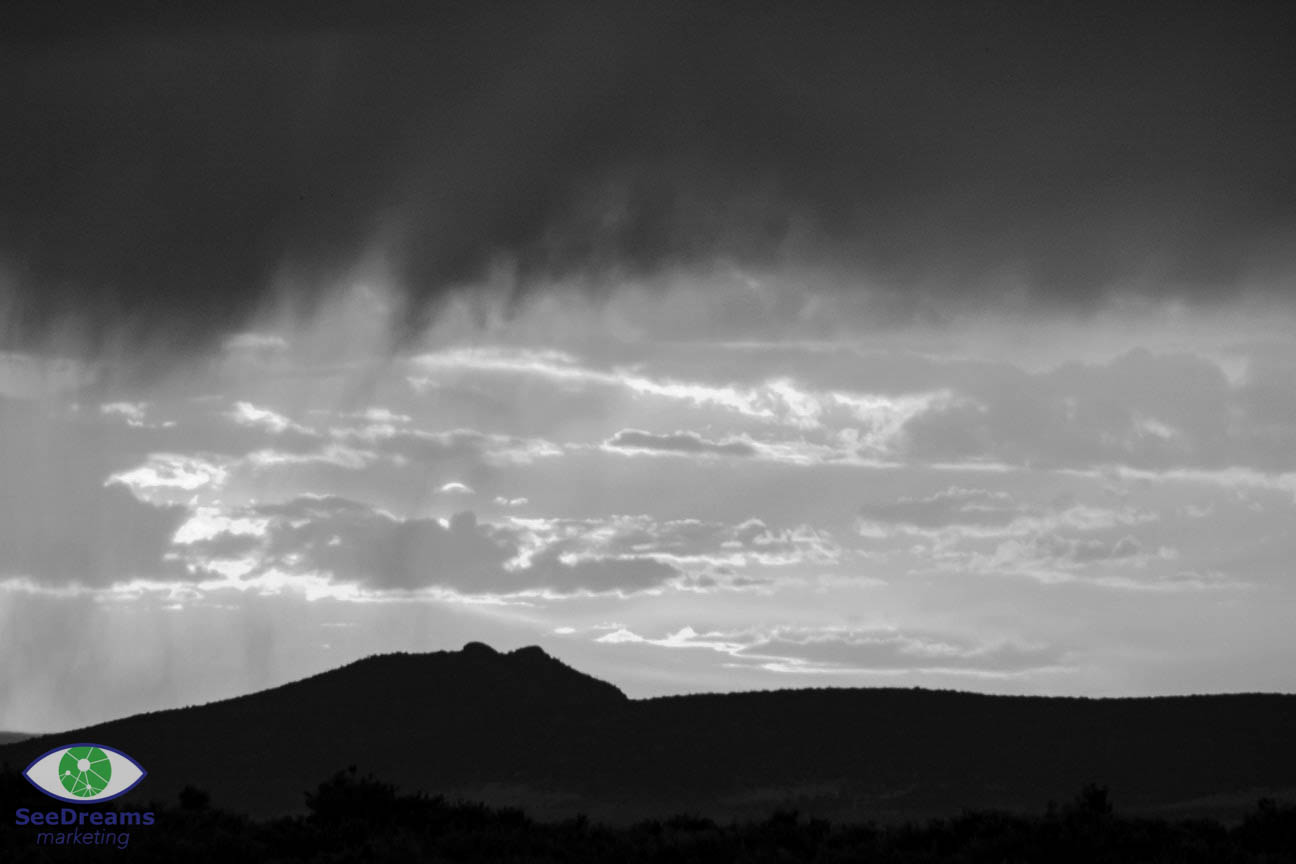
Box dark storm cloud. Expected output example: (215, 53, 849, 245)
(3, 1, 1294, 349)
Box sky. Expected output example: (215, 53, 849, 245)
(2, 1, 1295, 732)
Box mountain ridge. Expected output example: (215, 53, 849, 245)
(4, 643, 1296, 823)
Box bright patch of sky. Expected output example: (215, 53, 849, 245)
(3, 279, 1296, 730)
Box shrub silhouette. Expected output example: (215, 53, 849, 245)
(304, 765, 401, 824)
(3, 765, 1296, 862)
(1068, 782, 1114, 819)
(179, 784, 211, 811)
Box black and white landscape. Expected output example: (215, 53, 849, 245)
(7, 643, 1296, 823)
(2, 2, 1296, 856)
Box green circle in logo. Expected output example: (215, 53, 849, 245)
(58, 746, 112, 798)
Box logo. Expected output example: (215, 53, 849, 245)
(23, 744, 146, 803)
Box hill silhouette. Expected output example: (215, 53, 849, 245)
(3, 643, 1295, 823)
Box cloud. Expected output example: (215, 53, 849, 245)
(160, 498, 844, 598)
(404, 343, 1296, 476)
(516, 547, 676, 596)
(242, 444, 378, 470)
(604, 428, 756, 457)
(409, 348, 793, 423)
(100, 401, 148, 427)
(228, 401, 315, 437)
(330, 424, 564, 467)
(512, 514, 841, 578)
(849, 483, 1203, 589)
(182, 496, 680, 597)
(857, 486, 1154, 539)
(973, 532, 1178, 587)
(745, 632, 1061, 675)
(5, 3, 1295, 353)
(108, 453, 229, 497)
(256, 501, 511, 591)
(597, 625, 1064, 676)
(858, 487, 1018, 530)
(1017, 532, 1148, 566)
(899, 350, 1251, 471)
(409, 347, 951, 465)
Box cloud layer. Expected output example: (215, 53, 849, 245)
(4, 1, 1295, 350)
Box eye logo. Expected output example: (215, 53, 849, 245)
(23, 744, 146, 803)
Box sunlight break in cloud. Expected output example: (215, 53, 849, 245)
(108, 454, 229, 497)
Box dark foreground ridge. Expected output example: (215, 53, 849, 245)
(3, 643, 1296, 824)
(6, 768, 1296, 863)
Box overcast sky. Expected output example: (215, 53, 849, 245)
(3, 1, 1296, 732)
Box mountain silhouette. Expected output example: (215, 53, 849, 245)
(4, 643, 1296, 822)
